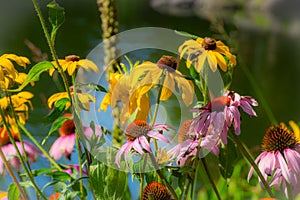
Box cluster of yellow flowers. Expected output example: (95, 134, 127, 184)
(99, 36, 236, 127)
(0, 54, 33, 136)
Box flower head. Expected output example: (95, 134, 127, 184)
(47, 86, 95, 111)
(115, 120, 171, 168)
(0, 128, 41, 174)
(248, 123, 300, 198)
(0, 54, 30, 89)
(142, 182, 172, 200)
(129, 55, 194, 107)
(191, 91, 258, 144)
(49, 55, 98, 76)
(179, 37, 236, 72)
(49, 114, 102, 160)
(0, 92, 33, 133)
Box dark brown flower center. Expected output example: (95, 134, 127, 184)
(157, 55, 178, 71)
(65, 55, 80, 62)
(142, 182, 172, 200)
(201, 37, 217, 50)
(262, 123, 297, 152)
(125, 120, 152, 141)
(59, 114, 75, 136)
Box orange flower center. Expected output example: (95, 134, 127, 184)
(125, 120, 152, 141)
(157, 55, 178, 71)
(201, 37, 217, 50)
(0, 128, 19, 146)
(65, 55, 80, 62)
(209, 96, 230, 112)
(142, 182, 171, 200)
(262, 123, 297, 152)
(59, 114, 75, 136)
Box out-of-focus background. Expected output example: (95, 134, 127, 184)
(1, 0, 300, 195)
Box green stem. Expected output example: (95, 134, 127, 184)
(31, 0, 72, 104)
(149, 153, 178, 200)
(18, 122, 63, 171)
(0, 109, 47, 200)
(232, 133, 274, 197)
(0, 147, 28, 200)
(75, 130, 85, 199)
(200, 158, 221, 200)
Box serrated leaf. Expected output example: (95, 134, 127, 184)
(42, 115, 72, 145)
(7, 184, 20, 200)
(46, 98, 70, 123)
(10, 61, 54, 92)
(175, 30, 199, 39)
(218, 137, 238, 182)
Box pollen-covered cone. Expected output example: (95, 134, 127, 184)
(129, 60, 194, 106)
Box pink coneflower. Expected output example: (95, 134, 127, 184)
(0, 128, 41, 174)
(115, 120, 171, 168)
(191, 91, 258, 144)
(168, 120, 220, 166)
(142, 182, 172, 200)
(49, 114, 102, 160)
(248, 123, 300, 198)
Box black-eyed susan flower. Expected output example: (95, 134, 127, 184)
(129, 55, 194, 107)
(0, 54, 30, 89)
(0, 127, 41, 174)
(142, 182, 172, 200)
(248, 123, 300, 198)
(49, 55, 98, 76)
(0, 91, 33, 133)
(115, 120, 171, 168)
(47, 86, 95, 111)
(178, 37, 236, 73)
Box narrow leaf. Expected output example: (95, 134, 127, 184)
(46, 98, 70, 123)
(7, 184, 20, 200)
(175, 30, 199, 40)
(11, 61, 54, 92)
(47, 1, 65, 29)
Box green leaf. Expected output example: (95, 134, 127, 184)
(175, 30, 199, 40)
(42, 115, 72, 145)
(10, 61, 54, 92)
(7, 183, 20, 200)
(47, 0, 65, 41)
(90, 161, 129, 200)
(46, 98, 70, 123)
(76, 82, 108, 93)
(45, 170, 72, 181)
(218, 137, 238, 182)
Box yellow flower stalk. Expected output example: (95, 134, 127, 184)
(49, 55, 98, 76)
(179, 37, 236, 73)
(129, 56, 194, 106)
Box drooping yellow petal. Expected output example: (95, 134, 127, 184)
(47, 92, 69, 109)
(160, 86, 173, 101)
(174, 72, 194, 106)
(99, 93, 111, 112)
(214, 52, 227, 72)
(289, 120, 300, 141)
(207, 51, 218, 72)
(78, 59, 99, 73)
(66, 62, 77, 75)
(2, 54, 30, 67)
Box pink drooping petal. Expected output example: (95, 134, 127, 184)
(276, 151, 291, 183)
(247, 152, 267, 182)
(230, 106, 240, 135)
(147, 131, 170, 143)
(240, 100, 257, 117)
(284, 148, 300, 175)
(132, 138, 144, 155)
(115, 143, 129, 168)
(84, 125, 102, 138)
(50, 134, 76, 160)
(139, 136, 152, 153)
